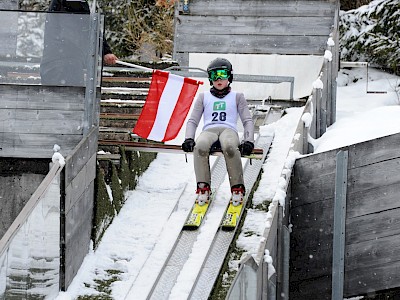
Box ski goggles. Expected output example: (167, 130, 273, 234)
(208, 69, 230, 81)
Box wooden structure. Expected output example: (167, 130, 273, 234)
(0, 86, 86, 158)
(0, 9, 103, 297)
(290, 132, 400, 299)
(174, 0, 338, 65)
(0, 0, 17, 9)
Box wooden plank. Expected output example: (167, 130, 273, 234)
(290, 249, 333, 283)
(347, 157, 400, 194)
(177, 0, 336, 17)
(64, 187, 93, 287)
(100, 113, 140, 120)
(0, 133, 81, 158)
(64, 128, 98, 186)
(348, 132, 400, 168)
(346, 207, 400, 244)
(175, 34, 328, 55)
(345, 258, 400, 298)
(0, 133, 81, 148)
(0, 109, 84, 121)
(98, 140, 264, 159)
(290, 199, 333, 231)
(344, 235, 400, 296)
(290, 172, 335, 207)
(65, 154, 96, 214)
(346, 183, 400, 218)
(0, 85, 85, 110)
(291, 206, 400, 273)
(290, 276, 331, 300)
(0, 109, 84, 134)
(293, 150, 336, 178)
(0, 146, 77, 159)
(176, 15, 332, 36)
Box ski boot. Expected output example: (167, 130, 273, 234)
(196, 182, 211, 206)
(231, 184, 245, 207)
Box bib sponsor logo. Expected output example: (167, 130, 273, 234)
(213, 101, 226, 111)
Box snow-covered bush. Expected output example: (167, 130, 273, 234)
(340, 0, 400, 75)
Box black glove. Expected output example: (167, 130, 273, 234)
(239, 141, 254, 156)
(182, 138, 195, 152)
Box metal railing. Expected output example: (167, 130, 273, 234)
(164, 66, 295, 100)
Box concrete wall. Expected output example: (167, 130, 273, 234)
(0, 159, 49, 240)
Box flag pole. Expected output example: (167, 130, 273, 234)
(116, 60, 154, 72)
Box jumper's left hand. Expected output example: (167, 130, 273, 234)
(239, 141, 254, 156)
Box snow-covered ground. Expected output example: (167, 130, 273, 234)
(56, 66, 400, 299)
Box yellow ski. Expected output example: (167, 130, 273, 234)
(221, 201, 244, 230)
(183, 201, 210, 229)
(183, 190, 215, 229)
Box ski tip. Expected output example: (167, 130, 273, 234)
(183, 224, 200, 230)
(221, 224, 236, 231)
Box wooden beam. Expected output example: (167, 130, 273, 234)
(98, 140, 264, 160)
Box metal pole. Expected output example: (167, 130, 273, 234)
(116, 60, 154, 72)
(84, 8, 100, 135)
(332, 150, 348, 299)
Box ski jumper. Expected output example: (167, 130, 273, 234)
(185, 91, 254, 188)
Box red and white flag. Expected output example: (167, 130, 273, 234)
(133, 70, 202, 142)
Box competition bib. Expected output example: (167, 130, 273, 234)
(202, 91, 238, 131)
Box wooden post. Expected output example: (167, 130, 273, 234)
(314, 87, 322, 139)
(321, 65, 328, 136)
(326, 50, 333, 126)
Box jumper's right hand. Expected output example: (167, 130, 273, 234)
(182, 138, 195, 152)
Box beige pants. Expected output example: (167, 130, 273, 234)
(194, 127, 243, 188)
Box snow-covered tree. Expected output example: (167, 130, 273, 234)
(340, 0, 400, 74)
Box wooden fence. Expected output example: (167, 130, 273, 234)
(174, 0, 338, 66)
(0, 8, 103, 295)
(290, 132, 400, 299)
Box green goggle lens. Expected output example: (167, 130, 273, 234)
(209, 69, 230, 81)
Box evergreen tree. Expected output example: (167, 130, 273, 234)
(340, 0, 400, 74)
